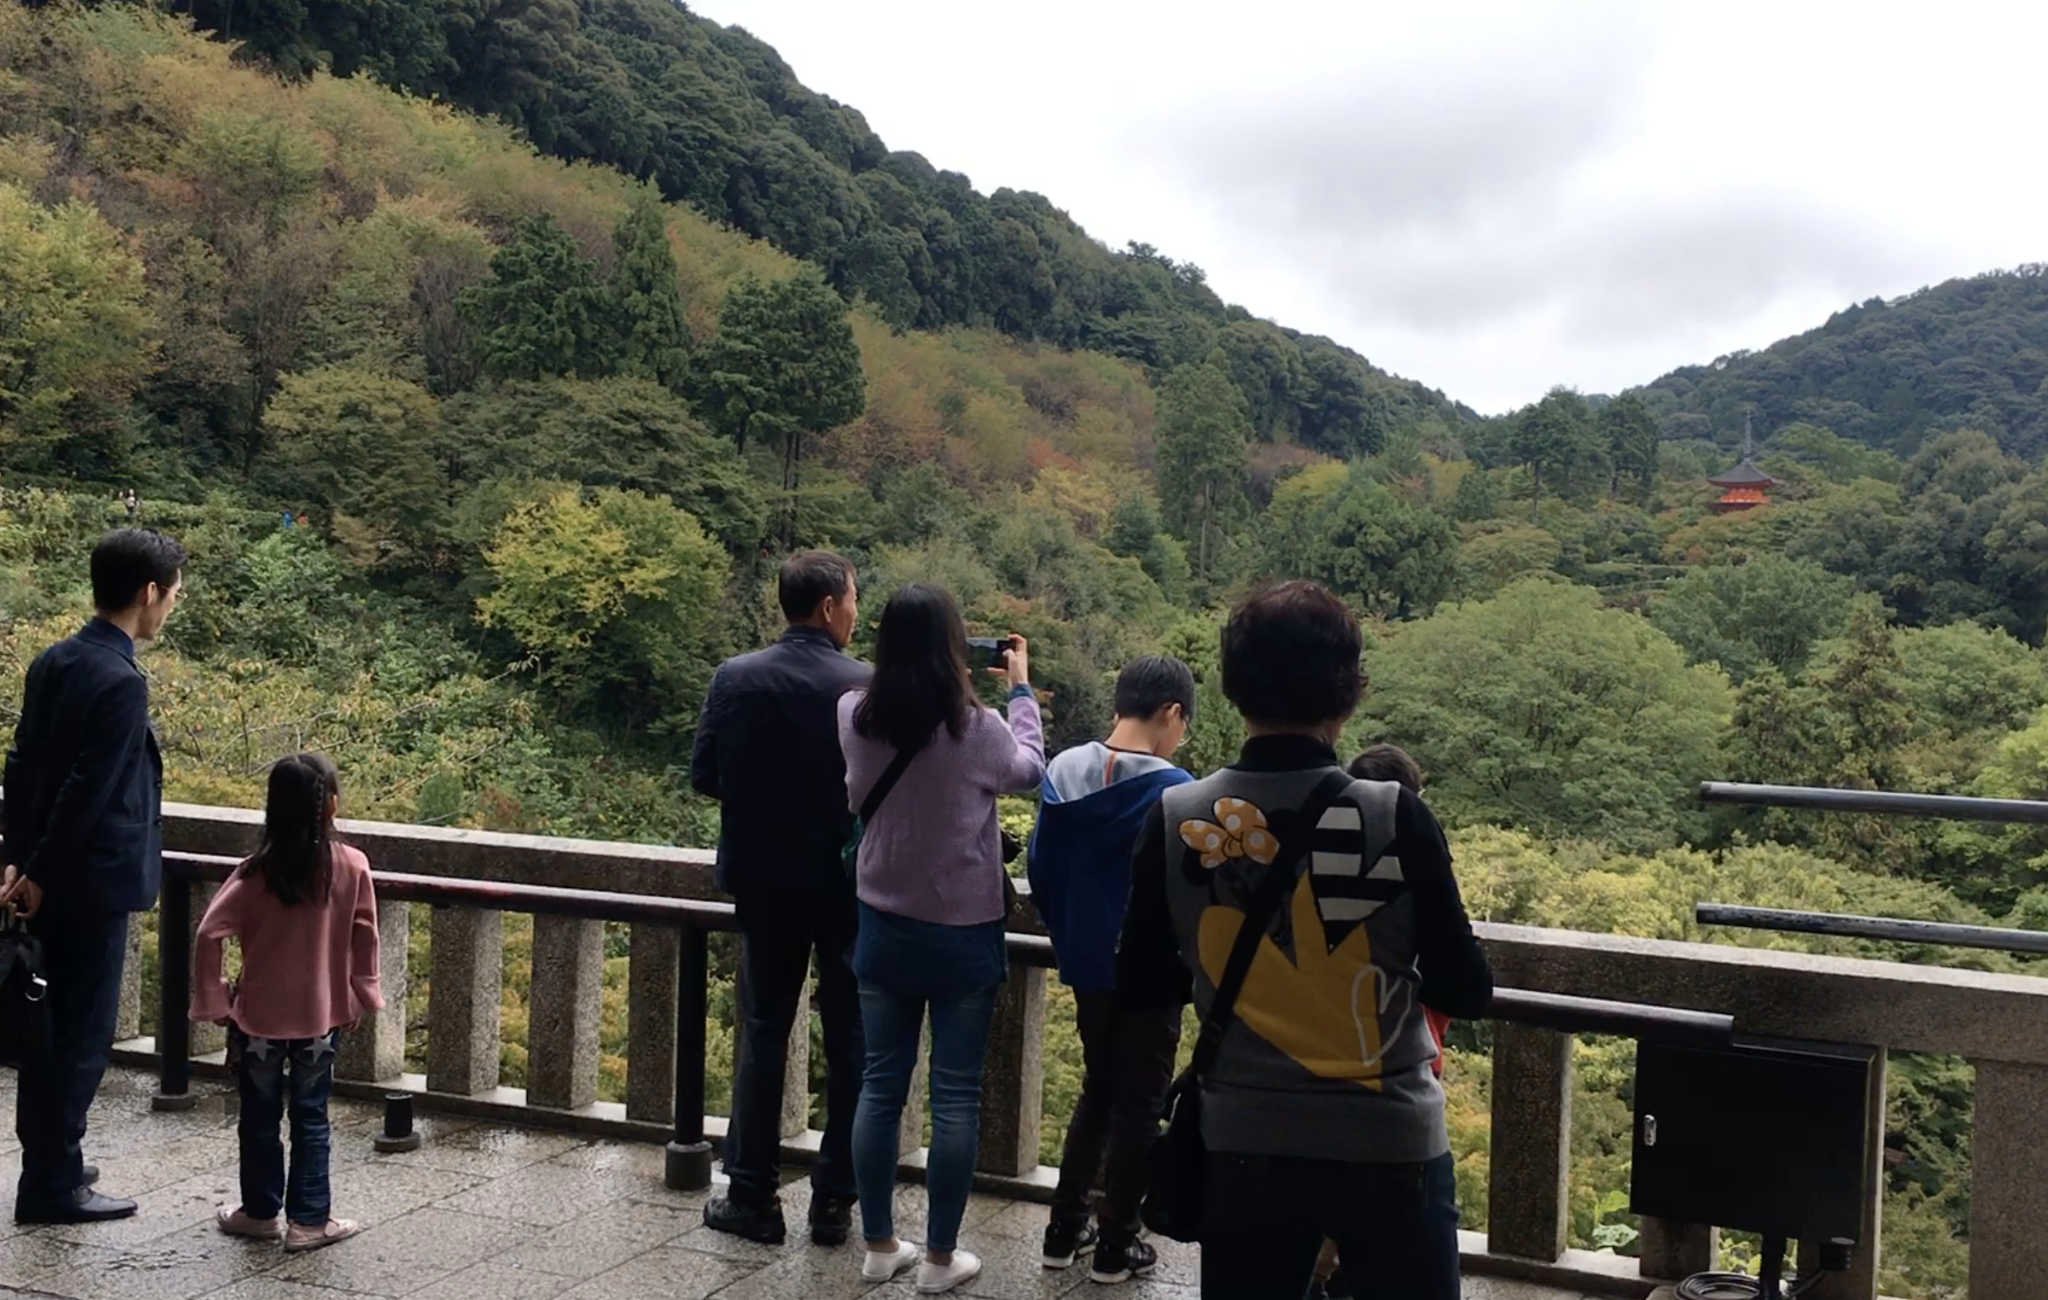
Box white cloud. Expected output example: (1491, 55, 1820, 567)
(693, 0, 2048, 414)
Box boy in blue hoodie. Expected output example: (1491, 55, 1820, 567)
(1029, 656, 1197, 1285)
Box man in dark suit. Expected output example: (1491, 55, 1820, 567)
(2, 528, 185, 1224)
(692, 551, 870, 1246)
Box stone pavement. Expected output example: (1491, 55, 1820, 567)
(0, 1068, 1607, 1299)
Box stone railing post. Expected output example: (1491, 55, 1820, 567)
(1487, 1024, 1573, 1261)
(975, 965, 1046, 1176)
(626, 922, 679, 1123)
(1797, 1047, 1885, 1300)
(527, 915, 605, 1110)
(1639, 1218, 1718, 1281)
(1968, 1056, 2048, 1300)
(336, 899, 409, 1083)
(426, 906, 503, 1095)
(116, 922, 144, 1041)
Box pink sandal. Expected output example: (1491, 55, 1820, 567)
(216, 1206, 281, 1240)
(283, 1218, 360, 1252)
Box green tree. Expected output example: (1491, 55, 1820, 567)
(688, 268, 865, 546)
(1510, 389, 1603, 505)
(1598, 393, 1659, 500)
(1266, 468, 1456, 618)
(0, 186, 153, 473)
(1456, 525, 1562, 600)
(477, 486, 730, 727)
(260, 365, 448, 570)
(1155, 362, 1250, 587)
(1353, 578, 1732, 849)
(462, 213, 618, 382)
(1649, 556, 1856, 682)
(608, 192, 691, 389)
(441, 378, 765, 550)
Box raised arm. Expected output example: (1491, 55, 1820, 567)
(349, 855, 385, 1015)
(990, 688, 1048, 793)
(190, 874, 248, 1024)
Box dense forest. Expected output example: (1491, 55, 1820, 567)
(6, 6, 2048, 1296)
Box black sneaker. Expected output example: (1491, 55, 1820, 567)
(808, 1194, 855, 1247)
(703, 1195, 786, 1245)
(1089, 1235, 1157, 1285)
(1042, 1217, 1099, 1269)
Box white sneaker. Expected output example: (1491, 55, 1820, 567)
(862, 1241, 922, 1282)
(917, 1249, 983, 1294)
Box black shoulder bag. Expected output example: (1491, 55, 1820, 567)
(0, 909, 52, 1073)
(1141, 767, 1356, 1243)
(842, 742, 922, 880)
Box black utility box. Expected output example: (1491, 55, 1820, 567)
(1631, 1036, 1874, 1243)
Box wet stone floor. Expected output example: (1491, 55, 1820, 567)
(0, 1068, 1607, 1299)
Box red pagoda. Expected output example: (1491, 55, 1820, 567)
(1708, 412, 1775, 513)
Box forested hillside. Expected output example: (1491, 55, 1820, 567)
(146, 0, 1469, 460)
(7, 6, 2048, 1296)
(1635, 266, 2048, 459)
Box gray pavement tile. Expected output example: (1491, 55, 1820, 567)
(382, 1125, 584, 1179)
(326, 1161, 483, 1228)
(553, 1245, 755, 1300)
(405, 1261, 578, 1300)
(0, 1234, 121, 1290)
(494, 1196, 694, 1278)
(665, 1223, 796, 1267)
(39, 1165, 241, 1250)
(32, 1220, 276, 1300)
(949, 1234, 1094, 1300)
(543, 1142, 661, 1177)
(199, 1278, 398, 1300)
(272, 1205, 529, 1296)
(434, 1162, 642, 1226)
(700, 1249, 884, 1300)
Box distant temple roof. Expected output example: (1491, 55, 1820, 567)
(1708, 460, 1775, 487)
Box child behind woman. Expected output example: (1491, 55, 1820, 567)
(192, 753, 382, 1253)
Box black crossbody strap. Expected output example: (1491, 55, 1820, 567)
(859, 740, 923, 825)
(1187, 767, 1357, 1079)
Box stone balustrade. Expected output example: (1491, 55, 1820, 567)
(22, 798, 2048, 1299)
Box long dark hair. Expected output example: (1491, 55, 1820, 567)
(245, 753, 340, 906)
(853, 583, 974, 752)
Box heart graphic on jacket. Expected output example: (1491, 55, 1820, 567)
(1197, 870, 1412, 1091)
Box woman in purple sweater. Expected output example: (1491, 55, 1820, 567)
(838, 584, 1045, 1294)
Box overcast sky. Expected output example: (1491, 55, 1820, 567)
(692, 1, 2047, 414)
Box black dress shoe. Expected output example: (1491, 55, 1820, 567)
(15, 1186, 138, 1224)
(702, 1194, 786, 1245)
(80, 1165, 99, 1188)
(808, 1193, 855, 1247)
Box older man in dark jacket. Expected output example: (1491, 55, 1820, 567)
(691, 551, 870, 1246)
(3, 529, 185, 1224)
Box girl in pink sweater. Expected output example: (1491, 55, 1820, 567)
(192, 753, 381, 1253)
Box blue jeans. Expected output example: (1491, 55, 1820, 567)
(232, 1027, 339, 1226)
(851, 982, 999, 1253)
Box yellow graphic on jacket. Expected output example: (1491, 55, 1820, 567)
(1178, 798, 1279, 868)
(1197, 868, 1393, 1092)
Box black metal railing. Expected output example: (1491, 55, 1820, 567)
(1698, 780, 2048, 825)
(154, 852, 1053, 1191)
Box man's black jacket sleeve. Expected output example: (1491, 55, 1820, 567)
(24, 672, 149, 885)
(1116, 802, 1191, 1009)
(1395, 788, 1493, 1019)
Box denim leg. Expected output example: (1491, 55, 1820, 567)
(851, 984, 922, 1246)
(283, 1032, 338, 1226)
(234, 1029, 288, 1221)
(922, 984, 998, 1255)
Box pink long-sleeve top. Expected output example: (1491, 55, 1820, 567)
(190, 843, 383, 1040)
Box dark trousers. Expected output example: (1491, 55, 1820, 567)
(232, 1027, 339, 1226)
(16, 904, 128, 1207)
(1200, 1150, 1460, 1300)
(1050, 992, 1181, 1240)
(723, 892, 864, 1207)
